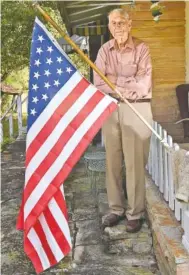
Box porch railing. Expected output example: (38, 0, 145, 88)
(0, 94, 28, 144)
(147, 121, 189, 253)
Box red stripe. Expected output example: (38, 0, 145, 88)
(43, 205, 71, 255)
(24, 102, 117, 233)
(24, 236, 44, 274)
(33, 219, 57, 266)
(23, 91, 105, 204)
(26, 78, 90, 166)
(54, 188, 68, 221)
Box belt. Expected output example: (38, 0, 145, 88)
(110, 94, 151, 103)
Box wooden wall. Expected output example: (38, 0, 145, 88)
(123, 1, 186, 142)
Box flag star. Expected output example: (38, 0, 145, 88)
(34, 71, 40, 79)
(34, 59, 41, 67)
(42, 94, 48, 101)
(46, 58, 53, 65)
(32, 96, 39, 104)
(66, 67, 73, 74)
(44, 70, 51, 77)
(47, 46, 53, 53)
(57, 68, 63, 75)
(32, 84, 39, 91)
(38, 35, 45, 43)
(31, 108, 37, 116)
(54, 80, 60, 87)
(44, 82, 51, 89)
(57, 56, 63, 63)
(36, 47, 43, 54)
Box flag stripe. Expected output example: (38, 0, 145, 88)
(24, 96, 114, 220)
(27, 228, 50, 270)
(24, 102, 117, 232)
(44, 205, 71, 254)
(48, 198, 72, 247)
(33, 220, 57, 266)
(26, 71, 82, 149)
(25, 84, 99, 184)
(24, 91, 104, 204)
(54, 186, 68, 221)
(24, 237, 43, 274)
(26, 78, 90, 166)
(39, 213, 64, 262)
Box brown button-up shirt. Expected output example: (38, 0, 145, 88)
(93, 36, 152, 100)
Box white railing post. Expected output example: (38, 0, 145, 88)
(17, 94, 23, 136)
(8, 114, 13, 138)
(182, 210, 189, 253)
(152, 121, 157, 183)
(0, 123, 3, 143)
(148, 135, 152, 175)
(158, 124, 163, 193)
(154, 121, 159, 186)
(167, 135, 175, 210)
(173, 143, 182, 221)
(163, 130, 169, 201)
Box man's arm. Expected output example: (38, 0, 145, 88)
(93, 46, 116, 94)
(116, 44, 152, 100)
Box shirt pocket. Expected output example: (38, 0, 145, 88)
(120, 63, 137, 77)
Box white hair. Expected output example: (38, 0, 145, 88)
(108, 8, 130, 20)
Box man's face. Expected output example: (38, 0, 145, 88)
(108, 12, 132, 45)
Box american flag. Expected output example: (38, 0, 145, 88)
(17, 17, 117, 273)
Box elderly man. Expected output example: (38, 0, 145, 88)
(94, 8, 153, 233)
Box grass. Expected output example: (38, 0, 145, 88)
(1, 113, 27, 151)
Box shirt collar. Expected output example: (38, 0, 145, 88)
(109, 35, 135, 51)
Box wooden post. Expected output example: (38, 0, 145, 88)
(9, 114, 13, 138)
(89, 34, 102, 146)
(17, 94, 23, 136)
(0, 123, 3, 143)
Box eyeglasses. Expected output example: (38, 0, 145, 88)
(110, 21, 128, 28)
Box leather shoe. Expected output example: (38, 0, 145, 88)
(126, 219, 142, 233)
(102, 213, 125, 230)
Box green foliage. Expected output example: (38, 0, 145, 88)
(2, 0, 89, 85)
(5, 67, 29, 91)
(1, 0, 63, 81)
(68, 53, 90, 80)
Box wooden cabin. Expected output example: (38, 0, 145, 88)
(57, 1, 189, 143)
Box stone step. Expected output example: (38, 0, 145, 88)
(97, 192, 154, 255)
(67, 263, 161, 275)
(73, 243, 158, 270)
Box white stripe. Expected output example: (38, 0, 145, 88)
(26, 71, 82, 149)
(48, 197, 72, 248)
(28, 227, 50, 270)
(25, 84, 98, 183)
(39, 213, 64, 262)
(24, 95, 114, 220)
(60, 184, 65, 200)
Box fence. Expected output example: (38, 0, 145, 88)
(147, 121, 189, 252)
(0, 94, 28, 144)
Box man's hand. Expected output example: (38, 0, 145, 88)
(118, 88, 139, 101)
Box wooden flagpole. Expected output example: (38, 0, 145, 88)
(33, 2, 170, 149)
